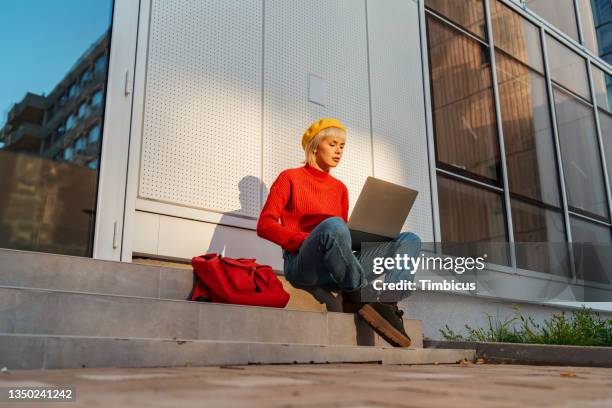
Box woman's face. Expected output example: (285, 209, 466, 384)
(315, 135, 345, 170)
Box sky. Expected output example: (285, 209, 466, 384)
(0, 0, 114, 128)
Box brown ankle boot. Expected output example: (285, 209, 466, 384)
(358, 302, 411, 347)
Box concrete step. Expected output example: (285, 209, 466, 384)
(0, 334, 475, 370)
(0, 248, 196, 301)
(0, 286, 423, 348)
(0, 249, 472, 370)
(0, 248, 339, 312)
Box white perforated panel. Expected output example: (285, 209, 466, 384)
(367, 0, 434, 241)
(139, 0, 263, 218)
(263, 0, 373, 212)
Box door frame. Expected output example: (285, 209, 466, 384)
(93, 0, 141, 261)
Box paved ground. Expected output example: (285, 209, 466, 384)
(0, 362, 611, 407)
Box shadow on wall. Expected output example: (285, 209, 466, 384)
(206, 175, 267, 258)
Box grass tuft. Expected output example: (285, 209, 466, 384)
(439, 307, 612, 347)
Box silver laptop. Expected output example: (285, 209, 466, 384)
(348, 177, 418, 251)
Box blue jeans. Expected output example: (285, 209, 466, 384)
(283, 217, 422, 299)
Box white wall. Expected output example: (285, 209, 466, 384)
(129, 0, 433, 269)
(367, 0, 433, 239)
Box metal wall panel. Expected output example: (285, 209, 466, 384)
(367, 0, 434, 240)
(262, 0, 373, 212)
(139, 0, 263, 218)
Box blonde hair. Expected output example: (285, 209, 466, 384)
(303, 127, 346, 166)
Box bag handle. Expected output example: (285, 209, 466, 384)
(195, 253, 219, 261)
(221, 257, 257, 268)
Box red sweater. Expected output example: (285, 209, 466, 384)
(256, 164, 349, 252)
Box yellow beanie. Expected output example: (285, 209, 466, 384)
(301, 118, 346, 150)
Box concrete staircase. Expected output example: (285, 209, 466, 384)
(0, 249, 475, 369)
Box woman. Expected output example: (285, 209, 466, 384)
(256, 118, 421, 347)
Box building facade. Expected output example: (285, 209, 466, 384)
(1, 0, 612, 336)
(0, 33, 109, 166)
(0, 27, 110, 257)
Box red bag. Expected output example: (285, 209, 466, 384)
(191, 253, 290, 308)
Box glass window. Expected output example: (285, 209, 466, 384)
(597, 23, 612, 55)
(75, 136, 86, 151)
(66, 114, 77, 130)
(94, 54, 107, 75)
(427, 15, 501, 183)
(578, 0, 599, 53)
(68, 82, 79, 99)
(77, 102, 88, 118)
(511, 199, 570, 276)
(570, 216, 612, 284)
(80, 69, 92, 86)
(91, 90, 103, 107)
(87, 159, 99, 170)
(592, 0, 612, 25)
(437, 175, 509, 265)
(553, 86, 609, 219)
(496, 52, 561, 206)
(491, 0, 543, 72)
(88, 125, 101, 144)
(425, 0, 487, 40)
(592, 65, 612, 112)
(525, 0, 579, 42)
(63, 146, 74, 161)
(546, 35, 591, 100)
(0, 1, 113, 257)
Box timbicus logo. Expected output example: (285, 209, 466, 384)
(372, 253, 487, 275)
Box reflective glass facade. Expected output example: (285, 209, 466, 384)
(426, 14, 501, 184)
(426, 0, 612, 283)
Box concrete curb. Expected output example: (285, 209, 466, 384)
(425, 340, 612, 367)
(0, 334, 476, 369)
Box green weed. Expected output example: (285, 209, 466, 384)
(439, 307, 612, 347)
